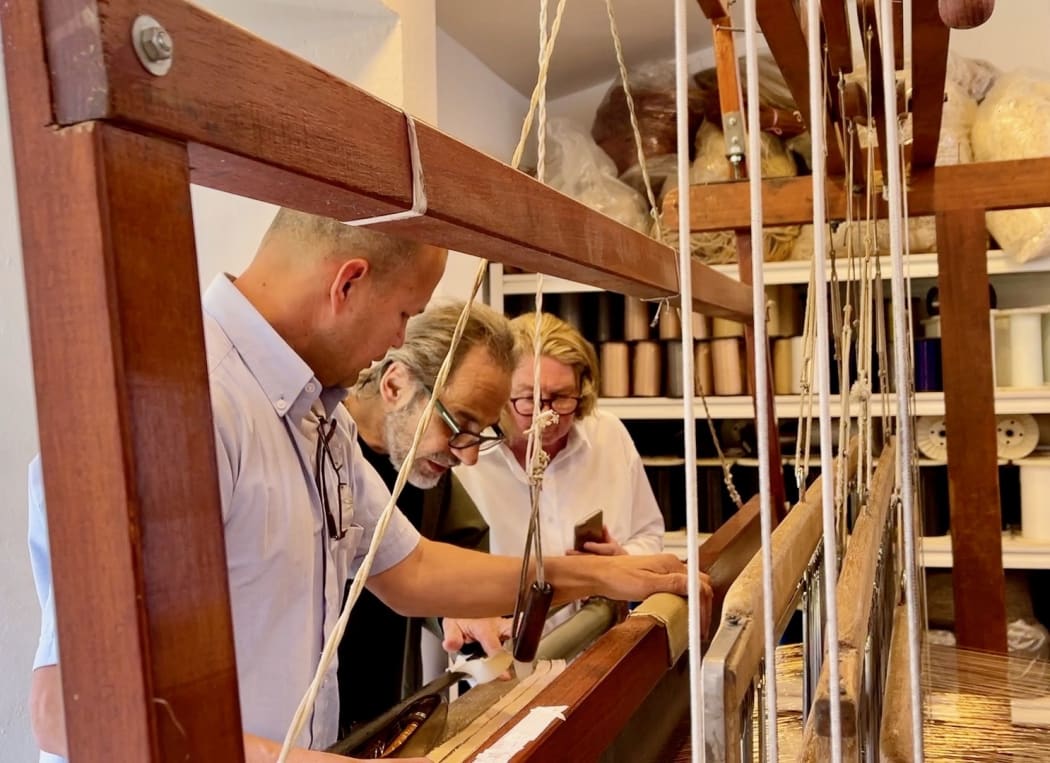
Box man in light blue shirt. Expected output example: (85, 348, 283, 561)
(28, 209, 695, 762)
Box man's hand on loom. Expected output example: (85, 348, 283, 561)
(442, 616, 513, 658)
(597, 552, 691, 600)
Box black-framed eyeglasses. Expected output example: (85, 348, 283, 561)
(510, 395, 581, 416)
(315, 415, 350, 541)
(423, 386, 505, 452)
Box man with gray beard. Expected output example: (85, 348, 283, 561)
(338, 300, 516, 733)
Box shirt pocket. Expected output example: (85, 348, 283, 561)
(332, 523, 365, 580)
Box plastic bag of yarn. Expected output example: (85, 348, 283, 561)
(972, 70, 1050, 263)
(677, 121, 800, 264)
(591, 59, 705, 178)
(543, 118, 650, 233)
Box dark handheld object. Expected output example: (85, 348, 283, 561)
(573, 509, 604, 551)
(512, 580, 554, 663)
(328, 693, 447, 759)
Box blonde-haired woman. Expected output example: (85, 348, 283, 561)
(456, 312, 665, 628)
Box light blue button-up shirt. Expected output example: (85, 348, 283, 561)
(28, 274, 421, 757)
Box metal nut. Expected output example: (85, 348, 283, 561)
(139, 26, 172, 62)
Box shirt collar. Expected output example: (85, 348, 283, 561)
(203, 274, 346, 419)
(486, 416, 592, 478)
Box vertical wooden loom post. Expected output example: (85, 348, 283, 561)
(2, 2, 245, 758)
(935, 208, 1008, 653)
(707, 8, 788, 518)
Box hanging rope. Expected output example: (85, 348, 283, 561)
(669, 0, 708, 758)
(804, 0, 845, 758)
(740, 0, 780, 758)
(877, 0, 925, 755)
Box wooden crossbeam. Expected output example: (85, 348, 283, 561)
(667, 157, 1050, 230)
(2, 1, 244, 759)
(36, 0, 752, 322)
(805, 440, 897, 744)
(756, 0, 845, 176)
(911, 0, 952, 169)
(858, 0, 893, 182)
(695, 0, 731, 20)
(822, 0, 854, 76)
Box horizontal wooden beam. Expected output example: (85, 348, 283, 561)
(667, 157, 1050, 231)
(39, 0, 751, 320)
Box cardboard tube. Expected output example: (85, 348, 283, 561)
(633, 341, 662, 397)
(1019, 458, 1050, 540)
(599, 342, 630, 397)
(773, 338, 795, 395)
(695, 341, 714, 395)
(665, 341, 685, 398)
(658, 306, 682, 340)
(711, 337, 745, 395)
(624, 298, 651, 341)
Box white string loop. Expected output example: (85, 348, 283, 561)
(343, 113, 427, 226)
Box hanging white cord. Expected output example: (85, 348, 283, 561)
(877, 0, 925, 758)
(805, 0, 844, 759)
(741, 1, 779, 759)
(672, 2, 704, 761)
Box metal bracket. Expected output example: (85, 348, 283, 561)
(723, 110, 747, 172)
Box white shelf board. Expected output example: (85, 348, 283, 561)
(501, 272, 601, 295)
(600, 388, 1050, 420)
(710, 250, 1050, 286)
(921, 533, 1050, 570)
(498, 251, 1050, 296)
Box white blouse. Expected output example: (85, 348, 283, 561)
(455, 408, 665, 563)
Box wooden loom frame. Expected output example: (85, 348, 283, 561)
(2, 0, 783, 760)
(670, 0, 1050, 656)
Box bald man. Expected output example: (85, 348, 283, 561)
(27, 209, 700, 762)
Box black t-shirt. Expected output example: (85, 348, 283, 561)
(336, 438, 488, 735)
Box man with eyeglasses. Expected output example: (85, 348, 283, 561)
(339, 300, 516, 733)
(27, 209, 704, 763)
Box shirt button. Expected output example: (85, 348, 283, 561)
(275, 399, 288, 411)
(306, 382, 316, 394)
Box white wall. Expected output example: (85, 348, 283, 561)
(0, 0, 431, 757)
(0, 39, 37, 760)
(434, 28, 530, 301)
(949, 4, 1050, 73)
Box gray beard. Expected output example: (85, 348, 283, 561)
(383, 400, 456, 490)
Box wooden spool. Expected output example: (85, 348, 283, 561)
(633, 341, 662, 397)
(658, 306, 682, 340)
(600, 342, 630, 398)
(711, 337, 746, 396)
(666, 341, 685, 398)
(624, 298, 652, 341)
(712, 317, 744, 339)
(695, 340, 714, 396)
(692, 312, 712, 341)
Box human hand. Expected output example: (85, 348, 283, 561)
(592, 552, 689, 601)
(442, 616, 513, 658)
(598, 556, 713, 635)
(566, 525, 626, 556)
